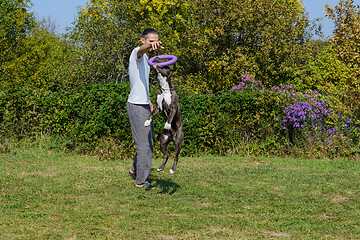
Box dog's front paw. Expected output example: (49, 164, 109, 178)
(164, 122, 171, 129)
(144, 120, 151, 127)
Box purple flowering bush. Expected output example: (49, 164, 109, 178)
(231, 75, 359, 157)
(280, 89, 356, 152)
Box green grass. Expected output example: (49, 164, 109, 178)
(0, 149, 359, 239)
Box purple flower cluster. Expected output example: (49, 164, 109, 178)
(231, 74, 265, 91)
(281, 92, 332, 135)
(282, 101, 312, 128)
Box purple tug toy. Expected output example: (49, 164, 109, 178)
(148, 55, 177, 67)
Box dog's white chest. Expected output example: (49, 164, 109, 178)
(157, 92, 172, 111)
(157, 73, 172, 110)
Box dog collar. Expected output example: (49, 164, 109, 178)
(160, 87, 176, 93)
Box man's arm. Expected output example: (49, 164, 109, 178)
(137, 41, 163, 59)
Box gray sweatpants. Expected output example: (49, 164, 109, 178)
(127, 102, 154, 185)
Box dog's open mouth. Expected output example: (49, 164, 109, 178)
(153, 57, 162, 63)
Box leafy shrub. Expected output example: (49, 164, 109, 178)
(0, 82, 133, 157)
(1, 77, 359, 159)
(179, 83, 288, 156)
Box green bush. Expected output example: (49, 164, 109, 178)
(1, 79, 359, 159)
(178, 88, 288, 156)
(0, 82, 133, 157)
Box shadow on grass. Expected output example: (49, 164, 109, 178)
(151, 175, 180, 195)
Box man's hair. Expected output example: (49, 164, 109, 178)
(142, 28, 159, 38)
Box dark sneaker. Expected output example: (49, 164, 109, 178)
(135, 182, 155, 190)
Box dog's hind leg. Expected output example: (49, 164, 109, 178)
(170, 130, 184, 174)
(158, 156, 169, 172)
(157, 132, 170, 172)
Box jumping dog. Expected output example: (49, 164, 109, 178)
(144, 58, 184, 174)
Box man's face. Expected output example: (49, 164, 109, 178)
(141, 33, 160, 53)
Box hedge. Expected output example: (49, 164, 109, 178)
(1, 80, 359, 159)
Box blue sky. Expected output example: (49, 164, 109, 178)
(31, 0, 340, 38)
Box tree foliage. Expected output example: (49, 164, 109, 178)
(0, 0, 35, 86)
(67, 0, 312, 93)
(66, 0, 140, 84)
(5, 27, 72, 90)
(0, 1, 71, 90)
(179, 0, 312, 92)
(0, 0, 314, 92)
(325, 0, 360, 89)
(66, 0, 194, 86)
(304, 45, 355, 92)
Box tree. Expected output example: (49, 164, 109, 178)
(67, 0, 314, 93)
(66, 0, 193, 85)
(179, 0, 313, 92)
(325, 0, 360, 89)
(0, 1, 74, 90)
(11, 27, 73, 90)
(0, 0, 35, 86)
(304, 45, 355, 91)
(66, 0, 142, 85)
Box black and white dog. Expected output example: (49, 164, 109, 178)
(144, 58, 184, 174)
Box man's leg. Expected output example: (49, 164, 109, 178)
(127, 102, 154, 185)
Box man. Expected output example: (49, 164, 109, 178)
(127, 28, 164, 189)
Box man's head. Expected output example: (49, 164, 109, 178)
(142, 28, 159, 39)
(141, 28, 160, 54)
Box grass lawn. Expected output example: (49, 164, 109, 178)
(0, 148, 359, 239)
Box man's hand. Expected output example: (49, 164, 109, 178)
(149, 41, 164, 52)
(149, 99, 154, 111)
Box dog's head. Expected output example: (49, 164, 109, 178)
(153, 57, 172, 79)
